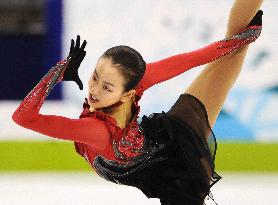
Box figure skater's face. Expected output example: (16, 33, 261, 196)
(88, 57, 135, 110)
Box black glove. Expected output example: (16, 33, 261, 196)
(247, 10, 263, 27)
(63, 35, 87, 90)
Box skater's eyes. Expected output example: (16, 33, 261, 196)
(92, 73, 112, 92)
(103, 85, 111, 92)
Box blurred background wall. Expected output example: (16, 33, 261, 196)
(0, 0, 62, 100)
(0, 0, 277, 172)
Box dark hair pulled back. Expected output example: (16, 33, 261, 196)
(101, 45, 146, 92)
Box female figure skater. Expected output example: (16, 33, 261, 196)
(13, 0, 263, 204)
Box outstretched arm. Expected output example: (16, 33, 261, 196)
(185, 0, 264, 129)
(136, 24, 261, 93)
(12, 38, 110, 151)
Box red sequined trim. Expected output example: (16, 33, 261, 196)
(113, 122, 145, 161)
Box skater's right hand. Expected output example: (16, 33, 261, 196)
(63, 35, 87, 90)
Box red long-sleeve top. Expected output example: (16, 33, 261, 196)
(12, 26, 261, 167)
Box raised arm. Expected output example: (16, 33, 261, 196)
(12, 37, 110, 151)
(136, 24, 261, 92)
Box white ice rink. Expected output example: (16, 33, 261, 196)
(1, 173, 277, 205)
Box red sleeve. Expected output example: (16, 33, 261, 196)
(12, 59, 110, 151)
(136, 25, 262, 91)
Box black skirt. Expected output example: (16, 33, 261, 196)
(93, 93, 221, 205)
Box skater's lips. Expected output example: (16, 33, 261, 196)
(89, 93, 100, 103)
(90, 93, 99, 100)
